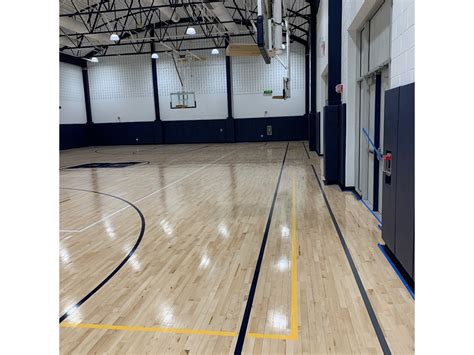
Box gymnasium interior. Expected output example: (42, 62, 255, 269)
(9, 1, 474, 354)
(57, 0, 414, 353)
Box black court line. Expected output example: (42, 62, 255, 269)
(310, 164, 391, 355)
(302, 141, 311, 159)
(60, 161, 150, 170)
(59, 188, 145, 323)
(94, 145, 209, 156)
(234, 142, 289, 354)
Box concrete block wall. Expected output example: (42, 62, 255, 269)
(391, 0, 415, 88)
(59, 62, 87, 124)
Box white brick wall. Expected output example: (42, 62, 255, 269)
(232, 42, 306, 118)
(88, 54, 155, 123)
(60, 62, 87, 124)
(391, 0, 415, 88)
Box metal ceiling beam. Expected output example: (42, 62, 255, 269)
(59, 0, 310, 57)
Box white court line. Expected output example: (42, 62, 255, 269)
(61, 148, 239, 234)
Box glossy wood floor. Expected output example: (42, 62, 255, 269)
(60, 141, 414, 354)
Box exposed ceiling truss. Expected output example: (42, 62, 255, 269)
(59, 0, 311, 58)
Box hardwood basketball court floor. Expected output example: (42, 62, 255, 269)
(59, 141, 414, 354)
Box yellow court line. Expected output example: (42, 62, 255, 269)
(61, 176, 299, 341)
(60, 322, 236, 337)
(249, 174, 299, 340)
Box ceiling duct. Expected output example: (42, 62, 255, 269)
(204, 1, 239, 34)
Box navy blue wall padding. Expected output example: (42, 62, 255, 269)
(308, 0, 317, 152)
(60, 116, 307, 148)
(308, 113, 316, 150)
(338, 104, 346, 187)
(92, 121, 159, 145)
(315, 111, 321, 155)
(225, 117, 236, 143)
(235, 116, 307, 142)
(163, 119, 227, 143)
(382, 87, 400, 255)
(382, 82, 415, 281)
(327, 0, 342, 105)
(60, 124, 88, 150)
(395, 83, 415, 279)
(323, 105, 341, 183)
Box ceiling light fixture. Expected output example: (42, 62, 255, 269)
(110, 33, 120, 41)
(90, 57, 99, 63)
(186, 27, 196, 35)
(151, 53, 159, 59)
(211, 48, 219, 55)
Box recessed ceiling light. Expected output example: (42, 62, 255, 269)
(110, 33, 120, 41)
(186, 27, 196, 35)
(151, 53, 159, 59)
(211, 48, 219, 55)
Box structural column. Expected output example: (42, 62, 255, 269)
(80, 60, 94, 145)
(225, 35, 235, 142)
(323, 0, 345, 186)
(308, 0, 318, 152)
(151, 40, 164, 144)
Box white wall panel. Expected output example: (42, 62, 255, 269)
(156, 50, 227, 120)
(88, 54, 155, 123)
(390, 0, 414, 87)
(232, 42, 305, 118)
(60, 62, 87, 124)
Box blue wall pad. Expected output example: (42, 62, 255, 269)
(315, 112, 322, 154)
(323, 105, 342, 184)
(92, 121, 159, 145)
(308, 113, 316, 151)
(235, 116, 308, 142)
(60, 115, 308, 149)
(60, 124, 88, 150)
(163, 119, 227, 143)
